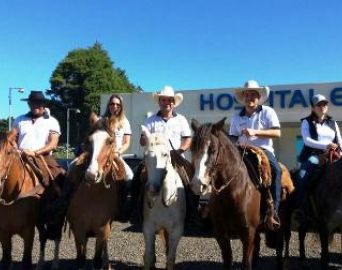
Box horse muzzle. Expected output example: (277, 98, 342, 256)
(190, 178, 211, 196)
(85, 169, 103, 185)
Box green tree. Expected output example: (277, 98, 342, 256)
(0, 119, 8, 133)
(47, 42, 140, 146)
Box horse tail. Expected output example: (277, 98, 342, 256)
(157, 228, 169, 253)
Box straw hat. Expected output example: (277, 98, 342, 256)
(234, 80, 270, 105)
(152, 86, 183, 107)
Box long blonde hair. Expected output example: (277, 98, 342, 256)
(103, 94, 127, 131)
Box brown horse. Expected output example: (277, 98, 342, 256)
(0, 132, 42, 270)
(67, 116, 125, 270)
(190, 118, 294, 270)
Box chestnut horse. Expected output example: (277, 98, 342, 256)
(0, 132, 43, 270)
(67, 116, 125, 270)
(190, 118, 294, 270)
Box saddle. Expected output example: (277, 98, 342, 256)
(238, 145, 272, 189)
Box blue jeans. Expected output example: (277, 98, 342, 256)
(296, 155, 319, 205)
(263, 149, 282, 212)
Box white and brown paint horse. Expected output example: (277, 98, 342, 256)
(141, 126, 186, 270)
(67, 116, 125, 270)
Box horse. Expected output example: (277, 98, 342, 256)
(190, 118, 294, 270)
(67, 116, 126, 270)
(141, 126, 186, 270)
(290, 159, 342, 269)
(0, 132, 42, 269)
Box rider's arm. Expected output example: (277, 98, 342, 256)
(179, 136, 191, 153)
(35, 132, 59, 156)
(301, 120, 328, 150)
(118, 134, 131, 155)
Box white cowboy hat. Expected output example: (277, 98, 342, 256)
(152, 85, 183, 107)
(234, 80, 270, 105)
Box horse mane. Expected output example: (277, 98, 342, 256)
(0, 132, 8, 149)
(191, 122, 240, 159)
(88, 116, 118, 137)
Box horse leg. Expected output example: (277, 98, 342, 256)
(166, 228, 182, 270)
(0, 233, 12, 270)
(298, 222, 307, 264)
(94, 225, 111, 270)
(22, 227, 35, 270)
(275, 229, 284, 270)
(319, 225, 329, 270)
(36, 234, 47, 270)
(51, 239, 61, 270)
(242, 228, 256, 270)
(215, 236, 232, 270)
(143, 225, 156, 270)
(252, 231, 260, 268)
(74, 234, 87, 270)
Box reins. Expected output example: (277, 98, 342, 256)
(211, 136, 248, 195)
(0, 149, 36, 206)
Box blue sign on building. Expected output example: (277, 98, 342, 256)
(200, 87, 342, 111)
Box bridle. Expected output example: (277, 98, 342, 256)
(208, 135, 248, 195)
(0, 146, 27, 204)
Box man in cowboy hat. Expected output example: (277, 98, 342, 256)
(131, 86, 197, 225)
(140, 85, 191, 152)
(9, 90, 65, 187)
(229, 80, 282, 230)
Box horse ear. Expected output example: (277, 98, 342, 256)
(212, 117, 227, 135)
(141, 125, 151, 139)
(191, 119, 200, 132)
(89, 112, 99, 128)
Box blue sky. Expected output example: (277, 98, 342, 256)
(1, 0, 341, 119)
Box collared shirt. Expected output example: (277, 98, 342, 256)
(113, 118, 132, 148)
(144, 111, 191, 151)
(229, 105, 280, 154)
(301, 119, 342, 150)
(13, 112, 61, 153)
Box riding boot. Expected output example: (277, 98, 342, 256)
(264, 189, 280, 231)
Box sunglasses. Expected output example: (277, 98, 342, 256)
(109, 102, 121, 107)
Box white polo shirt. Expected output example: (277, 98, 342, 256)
(229, 105, 280, 154)
(14, 113, 61, 153)
(113, 118, 132, 149)
(144, 111, 191, 151)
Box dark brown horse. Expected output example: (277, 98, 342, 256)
(0, 132, 42, 270)
(190, 118, 294, 270)
(67, 116, 125, 270)
(291, 159, 342, 269)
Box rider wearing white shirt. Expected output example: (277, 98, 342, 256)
(229, 80, 282, 230)
(10, 91, 64, 185)
(296, 94, 342, 213)
(141, 86, 191, 154)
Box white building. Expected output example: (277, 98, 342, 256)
(101, 81, 342, 169)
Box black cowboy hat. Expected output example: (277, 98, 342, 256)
(21, 91, 47, 103)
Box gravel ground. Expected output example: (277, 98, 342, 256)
(1, 221, 342, 270)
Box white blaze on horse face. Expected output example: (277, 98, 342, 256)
(192, 140, 211, 195)
(85, 130, 110, 182)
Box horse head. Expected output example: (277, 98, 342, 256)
(0, 133, 16, 193)
(141, 125, 178, 208)
(190, 118, 228, 195)
(84, 115, 118, 185)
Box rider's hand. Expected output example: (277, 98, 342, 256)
(327, 143, 338, 151)
(23, 149, 36, 157)
(241, 128, 257, 137)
